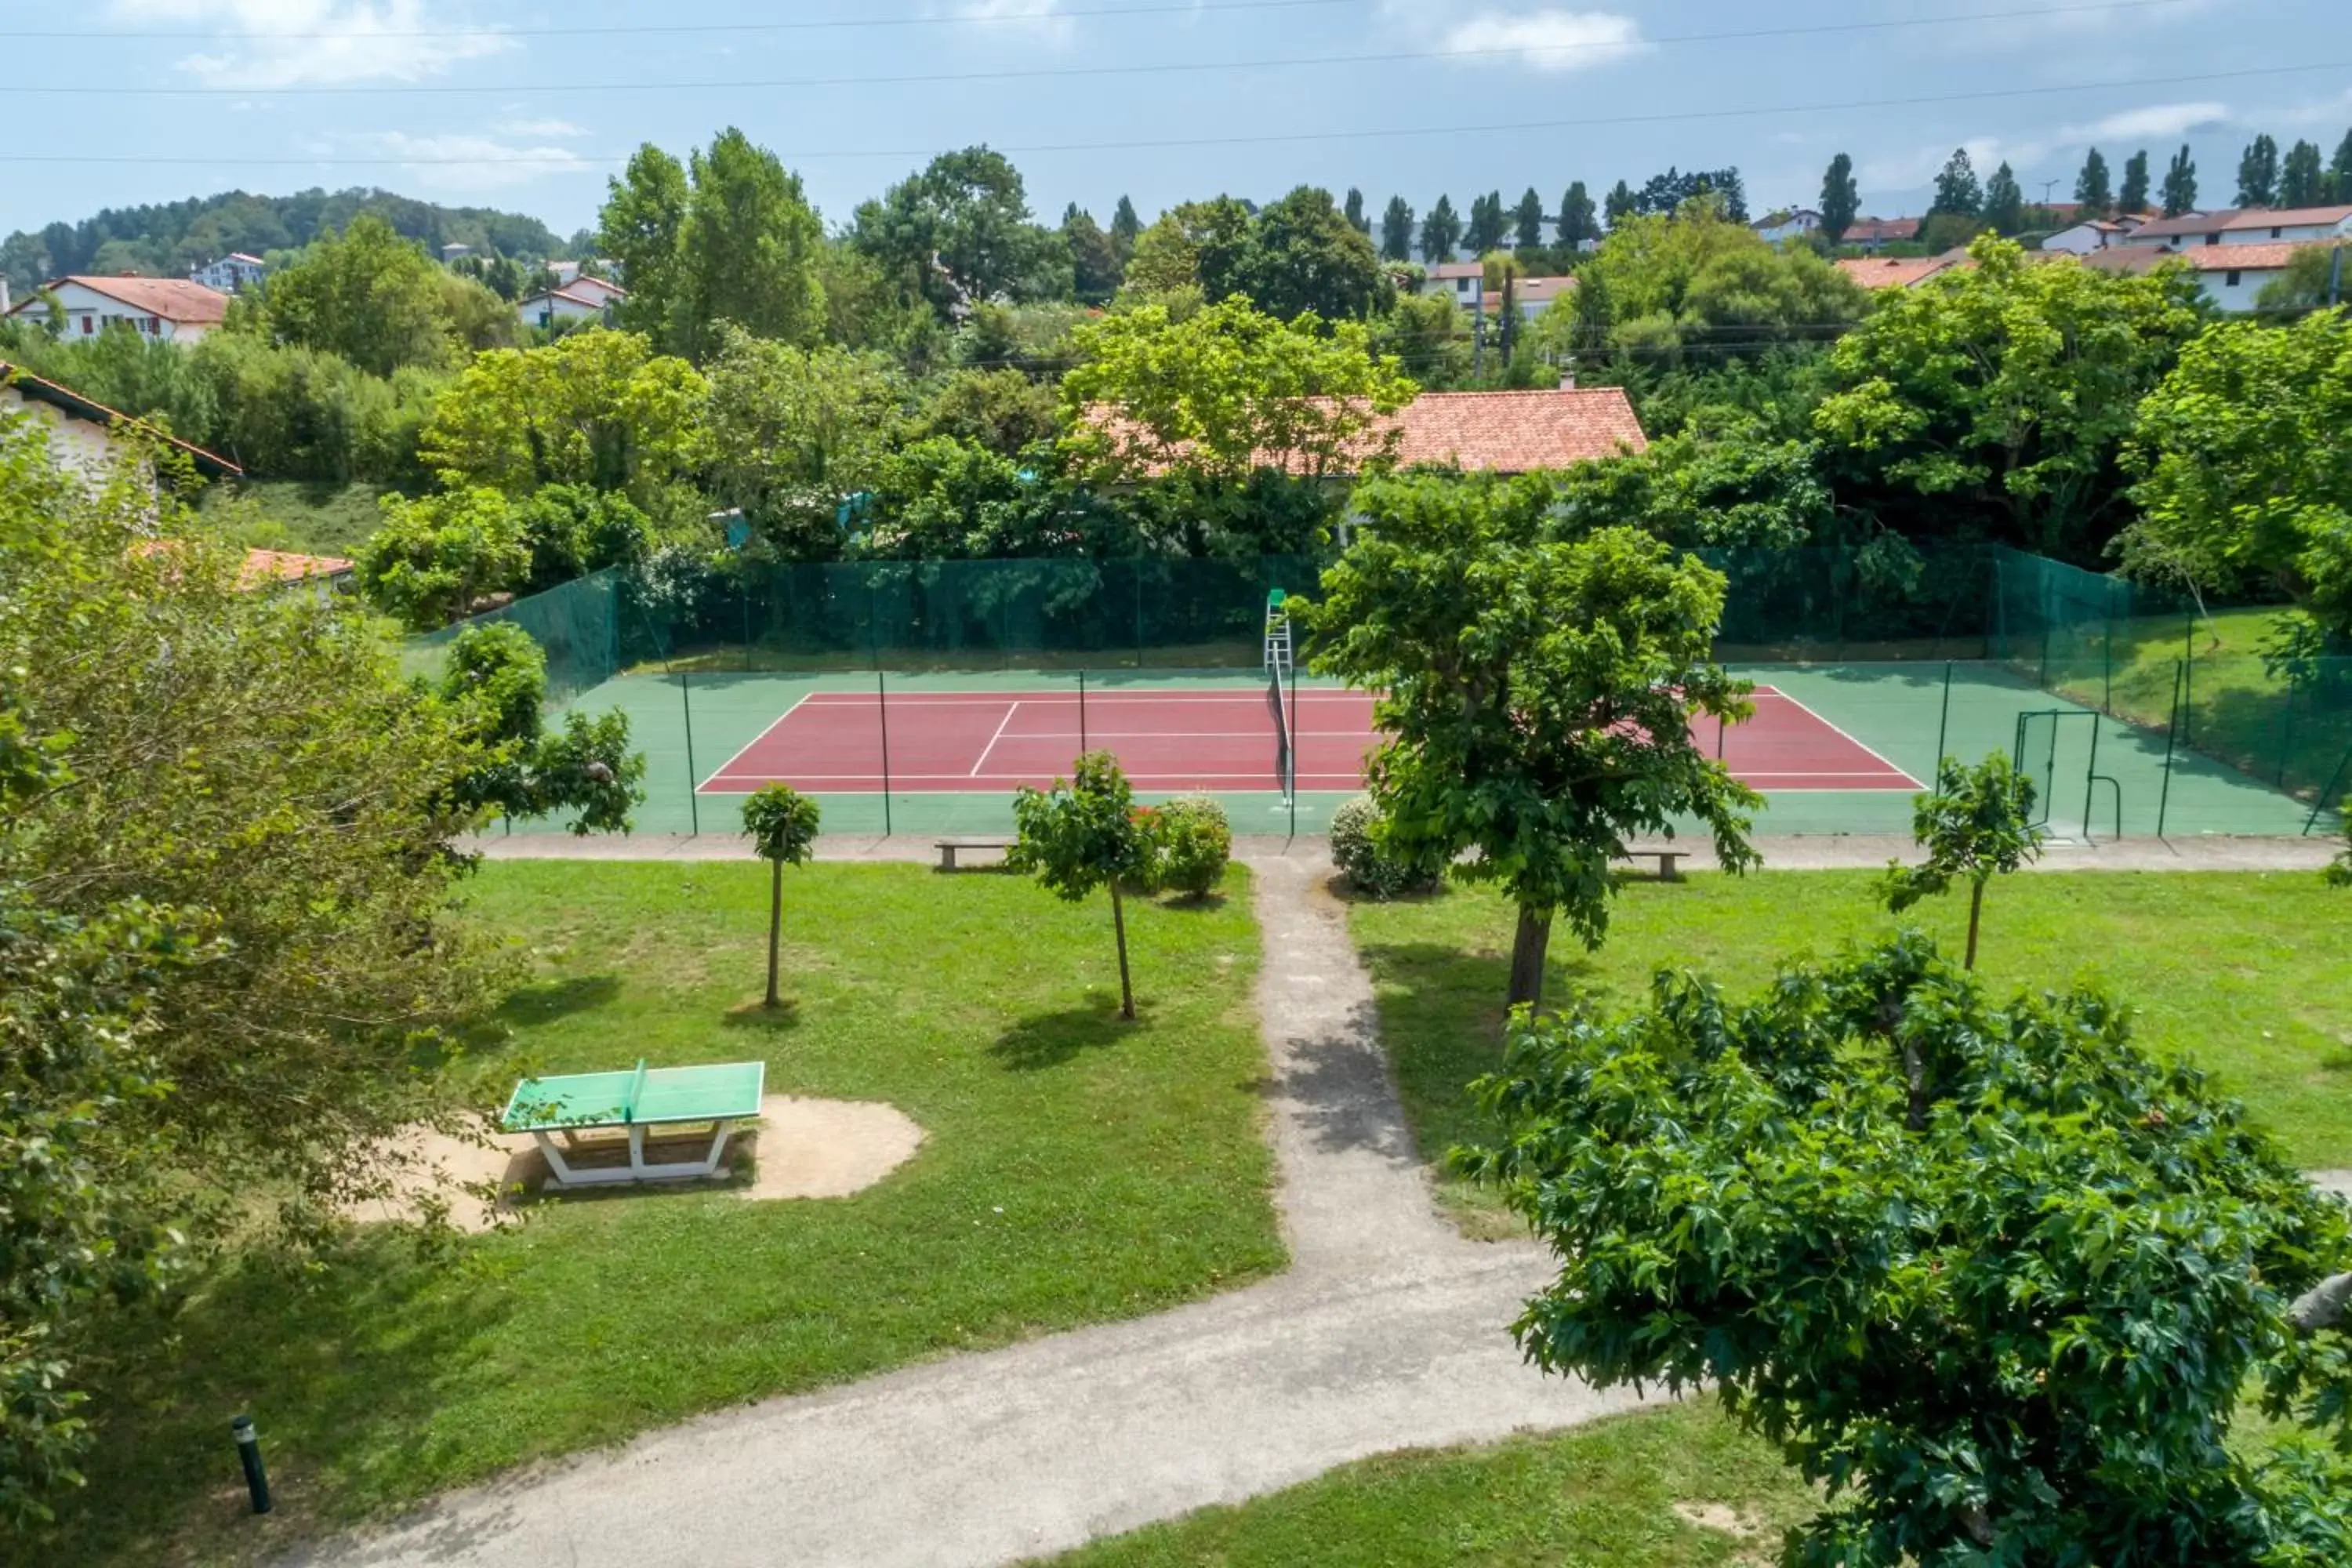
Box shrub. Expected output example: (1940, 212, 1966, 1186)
(1329, 793, 1438, 898)
(1149, 795, 1232, 899)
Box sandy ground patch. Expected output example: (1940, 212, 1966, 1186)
(345, 1096, 925, 1231)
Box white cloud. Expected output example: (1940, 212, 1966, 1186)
(334, 129, 590, 194)
(1432, 9, 1646, 73)
(953, 0, 1073, 45)
(104, 1, 513, 89)
(2076, 101, 2230, 142)
(493, 117, 587, 139)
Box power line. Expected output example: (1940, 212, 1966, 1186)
(12, 2, 2249, 97)
(2, 61, 2338, 165)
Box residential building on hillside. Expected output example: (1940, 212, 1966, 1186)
(1836, 255, 1969, 290)
(190, 252, 267, 293)
(561, 274, 626, 307)
(2121, 205, 2352, 248)
(2082, 240, 2341, 311)
(1419, 261, 1487, 308)
(2, 361, 241, 485)
(2041, 216, 2145, 255)
(1478, 275, 1576, 321)
(517, 280, 626, 331)
(4, 275, 231, 343)
(1840, 216, 1922, 252)
(441, 242, 475, 262)
(1752, 209, 1821, 243)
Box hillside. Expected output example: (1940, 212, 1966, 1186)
(1, 187, 579, 292)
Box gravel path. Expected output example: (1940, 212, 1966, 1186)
(299, 849, 1630, 1568)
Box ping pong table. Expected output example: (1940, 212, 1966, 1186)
(500, 1059, 766, 1189)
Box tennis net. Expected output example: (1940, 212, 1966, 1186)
(1266, 666, 1294, 797)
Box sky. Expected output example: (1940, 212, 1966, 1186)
(8, 0, 2351, 242)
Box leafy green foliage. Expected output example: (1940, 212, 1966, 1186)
(2328, 800, 2350, 888)
(703, 327, 906, 546)
(2076, 147, 2114, 213)
(1820, 154, 1860, 244)
(1227, 185, 1392, 322)
(1142, 795, 1231, 900)
(851, 146, 1070, 320)
(1881, 752, 2046, 971)
(419, 328, 707, 503)
(1007, 752, 1153, 1018)
(1460, 934, 2352, 1566)
(252, 214, 507, 376)
(358, 488, 531, 629)
(2164, 143, 2201, 216)
(1547, 414, 1831, 549)
(1306, 475, 1759, 1007)
(1328, 793, 1440, 899)
(2121, 309, 2352, 644)
(742, 784, 821, 1007)
(1814, 236, 2207, 560)
(1420, 194, 1461, 263)
(433, 623, 644, 836)
(1058, 297, 1416, 488)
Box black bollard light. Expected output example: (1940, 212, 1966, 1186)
(231, 1414, 273, 1515)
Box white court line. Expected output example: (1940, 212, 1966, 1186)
(700, 691, 814, 783)
(795, 691, 1372, 706)
(971, 702, 1020, 777)
(1742, 691, 1924, 789)
(993, 730, 1374, 739)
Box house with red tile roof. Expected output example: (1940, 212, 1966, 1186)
(1836, 255, 1968, 291)
(518, 278, 627, 332)
(2120, 204, 2352, 249)
(238, 549, 354, 591)
(1839, 216, 1922, 252)
(2082, 238, 2343, 311)
(2, 361, 242, 485)
(5, 274, 231, 343)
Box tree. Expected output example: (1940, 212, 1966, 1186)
(1421, 194, 1461, 262)
(1814, 235, 2207, 558)
(1556, 181, 1599, 249)
(1512, 187, 1545, 249)
(1230, 185, 1392, 321)
(2254, 241, 2350, 313)
(1929, 148, 1983, 217)
(1458, 933, 2352, 1566)
(1880, 753, 2045, 969)
(2119, 307, 2352, 646)
(851, 145, 1069, 319)
(1119, 196, 1252, 300)
(1058, 296, 1417, 487)
(676, 128, 829, 358)
(1819, 153, 1860, 244)
(2074, 146, 2114, 215)
(254, 213, 474, 376)
(1561, 201, 1868, 357)
(742, 785, 821, 1009)
(1109, 194, 1143, 259)
(1463, 191, 1507, 256)
(1305, 481, 1759, 1008)
(434, 622, 644, 835)
(1603, 180, 1638, 230)
(2119, 147, 2153, 213)
(703, 327, 906, 551)
(1981, 161, 2026, 235)
(418, 328, 707, 502)
(1007, 752, 1152, 1019)
(1063, 205, 1122, 305)
(358, 488, 532, 628)
(2162, 143, 2200, 216)
(1342, 187, 1368, 234)
(2332, 129, 2352, 202)
(2238, 132, 2281, 207)
(2283, 140, 2328, 207)
(2327, 800, 2350, 888)
(1380, 195, 1415, 262)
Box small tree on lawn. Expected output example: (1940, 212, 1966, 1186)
(1458, 934, 2352, 1566)
(742, 784, 820, 1010)
(1007, 752, 1152, 1020)
(1306, 474, 1761, 1010)
(1881, 751, 2045, 969)
(2328, 799, 2350, 888)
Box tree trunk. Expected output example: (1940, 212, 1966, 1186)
(1508, 905, 1553, 1011)
(1965, 879, 1985, 971)
(764, 858, 782, 1009)
(1110, 881, 1135, 1021)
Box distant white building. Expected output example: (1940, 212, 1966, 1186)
(1419, 261, 1486, 308)
(190, 252, 267, 293)
(1752, 209, 1822, 243)
(517, 279, 626, 331)
(2040, 216, 2143, 256)
(2082, 240, 2339, 311)
(2121, 205, 2352, 249)
(5, 275, 231, 343)
(441, 242, 475, 263)
(1479, 275, 1576, 321)
(560, 274, 626, 308)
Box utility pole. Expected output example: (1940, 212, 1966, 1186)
(2331, 244, 2345, 308)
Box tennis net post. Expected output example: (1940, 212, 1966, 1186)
(622, 1058, 649, 1124)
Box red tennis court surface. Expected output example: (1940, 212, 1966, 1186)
(697, 686, 1920, 796)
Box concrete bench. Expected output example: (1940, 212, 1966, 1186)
(1622, 847, 1691, 882)
(935, 837, 1015, 872)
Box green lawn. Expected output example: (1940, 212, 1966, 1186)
(1042, 1400, 1818, 1567)
(49, 861, 1282, 1564)
(1352, 871, 2352, 1224)
(200, 479, 390, 558)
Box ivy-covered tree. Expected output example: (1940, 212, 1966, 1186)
(1306, 478, 1759, 1007)
(1459, 934, 2352, 1565)
(1007, 752, 1154, 1019)
(2075, 146, 2114, 215)
(1819, 153, 1860, 244)
(742, 785, 821, 1009)
(1881, 752, 2046, 970)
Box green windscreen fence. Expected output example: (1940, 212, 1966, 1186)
(414, 547, 2350, 840)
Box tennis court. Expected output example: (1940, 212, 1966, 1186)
(694, 683, 1920, 800)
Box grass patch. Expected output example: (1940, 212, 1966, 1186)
(1351, 871, 2352, 1220)
(47, 861, 1282, 1564)
(201, 480, 389, 558)
(1040, 1399, 1817, 1566)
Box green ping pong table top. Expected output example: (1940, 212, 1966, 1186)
(500, 1060, 767, 1132)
